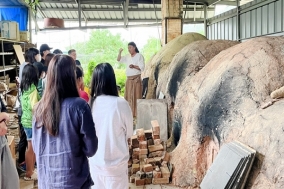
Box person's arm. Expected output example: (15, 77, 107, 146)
(79, 103, 98, 157)
(0, 112, 9, 136)
(117, 48, 124, 62)
(130, 54, 145, 71)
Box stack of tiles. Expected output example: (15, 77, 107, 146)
(200, 141, 256, 189)
(128, 120, 172, 186)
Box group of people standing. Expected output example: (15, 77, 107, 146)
(1, 41, 145, 189)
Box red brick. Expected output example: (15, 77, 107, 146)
(129, 175, 135, 183)
(139, 141, 147, 149)
(160, 166, 170, 178)
(149, 151, 164, 158)
(154, 139, 161, 145)
(148, 144, 163, 152)
(139, 149, 148, 155)
(152, 177, 169, 184)
(152, 134, 160, 140)
(131, 135, 139, 148)
(133, 159, 140, 164)
(144, 158, 156, 165)
(135, 178, 145, 186)
(145, 178, 152, 184)
(153, 170, 162, 178)
(131, 164, 140, 174)
(143, 164, 153, 172)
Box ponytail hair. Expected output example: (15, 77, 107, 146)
(128, 42, 139, 53)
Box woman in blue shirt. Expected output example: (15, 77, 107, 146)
(32, 55, 98, 189)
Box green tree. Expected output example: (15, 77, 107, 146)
(69, 30, 128, 93)
(141, 37, 162, 63)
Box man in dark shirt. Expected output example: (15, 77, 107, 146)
(68, 49, 81, 66)
(40, 44, 52, 64)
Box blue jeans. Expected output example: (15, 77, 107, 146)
(23, 127, 32, 141)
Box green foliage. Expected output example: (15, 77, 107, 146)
(114, 69, 126, 96)
(69, 30, 127, 70)
(83, 61, 126, 96)
(141, 37, 162, 63)
(70, 30, 161, 97)
(84, 60, 97, 87)
(25, 0, 39, 13)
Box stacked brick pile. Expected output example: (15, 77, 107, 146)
(128, 120, 171, 186)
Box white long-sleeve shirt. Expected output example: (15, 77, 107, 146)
(89, 95, 133, 177)
(119, 53, 145, 76)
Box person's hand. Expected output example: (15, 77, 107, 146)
(119, 48, 123, 53)
(129, 64, 134, 68)
(16, 76, 20, 87)
(0, 113, 9, 136)
(40, 71, 46, 79)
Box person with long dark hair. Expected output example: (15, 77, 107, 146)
(89, 63, 133, 189)
(32, 55, 98, 189)
(20, 64, 40, 181)
(117, 42, 145, 117)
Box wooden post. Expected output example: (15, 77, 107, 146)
(161, 0, 183, 45)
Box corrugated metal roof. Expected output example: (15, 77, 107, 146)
(36, 1, 216, 27)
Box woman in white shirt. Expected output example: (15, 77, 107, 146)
(117, 42, 145, 117)
(89, 63, 133, 189)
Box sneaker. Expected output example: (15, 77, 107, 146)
(24, 172, 38, 181)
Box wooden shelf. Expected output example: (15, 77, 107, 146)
(0, 38, 25, 43)
(0, 52, 13, 55)
(0, 65, 17, 73)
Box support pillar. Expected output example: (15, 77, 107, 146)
(161, 0, 183, 46)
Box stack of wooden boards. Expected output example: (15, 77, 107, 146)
(128, 120, 172, 186)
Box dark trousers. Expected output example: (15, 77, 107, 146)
(18, 116, 27, 164)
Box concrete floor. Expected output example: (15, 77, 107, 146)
(19, 180, 184, 189)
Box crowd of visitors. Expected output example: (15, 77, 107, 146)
(1, 42, 145, 189)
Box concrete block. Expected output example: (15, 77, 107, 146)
(137, 99, 168, 142)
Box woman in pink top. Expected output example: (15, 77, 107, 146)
(76, 66, 89, 102)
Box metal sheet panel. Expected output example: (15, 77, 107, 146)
(220, 20, 225, 39)
(268, 3, 275, 33)
(228, 18, 233, 40)
(250, 9, 256, 37)
(245, 12, 251, 39)
(275, 0, 282, 32)
(261, 5, 268, 35)
(225, 19, 229, 40)
(232, 16, 237, 40)
(256, 7, 262, 36)
(240, 13, 246, 39)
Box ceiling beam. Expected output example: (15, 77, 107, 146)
(75, 0, 88, 23)
(37, 18, 205, 23)
(123, 0, 130, 27)
(40, 7, 215, 11)
(213, 0, 237, 6)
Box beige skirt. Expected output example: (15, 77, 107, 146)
(124, 74, 142, 117)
